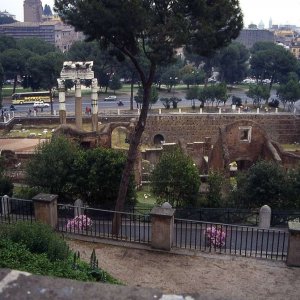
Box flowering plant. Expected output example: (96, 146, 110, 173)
(66, 215, 93, 231)
(205, 226, 226, 248)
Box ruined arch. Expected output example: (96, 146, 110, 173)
(209, 120, 284, 176)
(153, 134, 165, 145)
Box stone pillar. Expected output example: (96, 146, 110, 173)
(159, 109, 162, 114)
(32, 193, 58, 228)
(75, 79, 82, 130)
(258, 205, 271, 229)
(150, 202, 175, 251)
(257, 108, 260, 114)
(58, 79, 66, 124)
(287, 222, 300, 267)
(74, 199, 84, 217)
(200, 108, 202, 114)
(1, 195, 11, 216)
(91, 78, 98, 131)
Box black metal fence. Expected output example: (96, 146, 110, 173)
(130, 205, 300, 227)
(0, 197, 34, 224)
(57, 204, 151, 244)
(174, 218, 288, 260)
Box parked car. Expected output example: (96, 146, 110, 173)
(104, 95, 117, 101)
(33, 101, 50, 108)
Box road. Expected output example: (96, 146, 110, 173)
(3, 89, 300, 115)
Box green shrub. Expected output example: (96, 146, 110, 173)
(0, 237, 120, 283)
(0, 176, 14, 197)
(1, 222, 69, 261)
(13, 186, 42, 200)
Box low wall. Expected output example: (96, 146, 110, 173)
(1, 113, 300, 145)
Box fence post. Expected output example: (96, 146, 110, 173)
(287, 222, 300, 266)
(258, 205, 271, 229)
(150, 202, 175, 251)
(32, 193, 58, 228)
(1, 195, 11, 216)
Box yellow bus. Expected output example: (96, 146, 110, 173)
(12, 91, 51, 105)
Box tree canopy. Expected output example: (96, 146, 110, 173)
(54, 0, 243, 220)
(250, 42, 299, 89)
(150, 148, 200, 208)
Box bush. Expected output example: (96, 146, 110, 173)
(13, 186, 42, 200)
(0, 221, 69, 261)
(0, 239, 104, 281)
(0, 176, 14, 197)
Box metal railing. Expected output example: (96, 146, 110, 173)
(0, 196, 34, 224)
(174, 218, 288, 260)
(57, 204, 151, 244)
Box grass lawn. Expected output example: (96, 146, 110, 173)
(282, 144, 300, 152)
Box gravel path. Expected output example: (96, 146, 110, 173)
(67, 239, 300, 300)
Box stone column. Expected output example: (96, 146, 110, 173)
(75, 79, 82, 130)
(287, 222, 300, 267)
(258, 205, 271, 229)
(58, 79, 66, 124)
(32, 193, 58, 228)
(150, 202, 175, 251)
(1, 195, 11, 216)
(91, 78, 98, 131)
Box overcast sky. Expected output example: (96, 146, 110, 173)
(3, 0, 300, 28)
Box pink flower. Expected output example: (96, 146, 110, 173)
(66, 215, 93, 231)
(205, 226, 226, 248)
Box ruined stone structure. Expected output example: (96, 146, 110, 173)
(142, 114, 300, 146)
(208, 119, 300, 175)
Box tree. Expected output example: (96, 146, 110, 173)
(134, 86, 158, 108)
(186, 86, 200, 108)
(109, 74, 122, 93)
(26, 136, 79, 200)
(206, 171, 226, 208)
(0, 63, 3, 108)
(17, 38, 57, 56)
(27, 52, 65, 114)
(150, 148, 200, 208)
(0, 15, 16, 25)
(250, 42, 298, 89)
(0, 49, 26, 93)
(276, 79, 300, 110)
(285, 166, 300, 209)
(43, 4, 53, 16)
(216, 42, 249, 84)
(0, 157, 14, 197)
(0, 35, 17, 52)
(232, 160, 287, 209)
(71, 148, 136, 208)
(55, 0, 243, 231)
(246, 84, 270, 107)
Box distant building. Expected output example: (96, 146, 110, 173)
(275, 30, 295, 46)
(235, 29, 275, 49)
(24, 0, 43, 22)
(0, 21, 84, 52)
(258, 20, 265, 30)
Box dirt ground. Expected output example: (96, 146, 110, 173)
(67, 239, 300, 300)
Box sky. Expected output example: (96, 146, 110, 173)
(2, 0, 300, 28)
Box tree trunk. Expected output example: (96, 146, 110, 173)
(49, 88, 54, 115)
(130, 72, 134, 110)
(112, 84, 151, 235)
